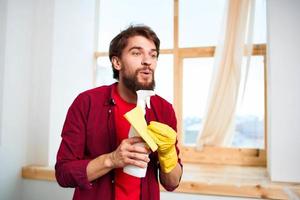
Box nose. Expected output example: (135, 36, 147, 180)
(141, 55, 152, 66)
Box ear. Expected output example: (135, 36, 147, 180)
(111, 56, 122, 70)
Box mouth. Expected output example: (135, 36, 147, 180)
(139, 70, 153, 78)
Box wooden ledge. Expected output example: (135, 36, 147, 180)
(177, 163, 300, 199)
(22, 165, 55, 182)
(22, 164, 300, 199)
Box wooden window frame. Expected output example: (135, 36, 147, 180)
(172, 45, 267, 166)
(95, 0, 267, 166)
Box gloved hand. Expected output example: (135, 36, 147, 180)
(147, 121, 178, 173)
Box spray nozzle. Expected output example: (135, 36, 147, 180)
(136, 90, 155, 114)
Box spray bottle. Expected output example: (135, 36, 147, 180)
(123, 90, 155, 177)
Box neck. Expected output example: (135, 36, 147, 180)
(117, 82, 137, 104)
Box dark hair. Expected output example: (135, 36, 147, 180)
(109, 25, 160, 80)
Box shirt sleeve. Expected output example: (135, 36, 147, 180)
(159, 103, 183, 191)
(55, 93, 93, 190)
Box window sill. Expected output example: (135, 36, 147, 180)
(22, 163, 300, 199)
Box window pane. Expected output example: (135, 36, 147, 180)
(182, 57, 265, 147)
(233, 56, 265, 148)
(253, 0, 267, 43)
(182, 58, 214, 145)
(155, 55, 174, 104)
(179, 0, 266, 47)
(96, 56, 116, 86)
(98, 0, 173, 51)
(179, 0, 226, 47)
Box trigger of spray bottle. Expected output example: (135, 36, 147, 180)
(136, 90, 155, 115)
(127, 90, 155, 138)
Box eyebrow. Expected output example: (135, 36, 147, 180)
(128, 46, 157, 53)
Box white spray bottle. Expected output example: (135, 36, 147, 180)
(123, 90, 155, 177)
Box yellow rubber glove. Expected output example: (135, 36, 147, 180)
(147, 121, 178, 173)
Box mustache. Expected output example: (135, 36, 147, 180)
(136, 67, 153, 73)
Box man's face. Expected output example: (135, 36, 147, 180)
(114, 36, 158, 93)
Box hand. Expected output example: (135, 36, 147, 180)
(147, 121, 178, 173)
(109, 137, 150, 169)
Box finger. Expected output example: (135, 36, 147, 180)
(148, 129, 164, 145)
(128, 152, 150, 163)
(126, 143, 150, 154)
(126, 136, 145, 144)
(119, 138, 143, 150)
(149, 121, 176, 136)
(124, 158, 149, 168)
(148, 123, 177, 141)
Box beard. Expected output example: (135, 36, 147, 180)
(121, 67, 156, 94)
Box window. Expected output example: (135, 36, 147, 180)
(182, 58, 214, 145)
(179, 0, 226, 47)
(233, 56, 265, 149)
(97, 0, 173, 51)
(96, 0, 267, 166)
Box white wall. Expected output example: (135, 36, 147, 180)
(48, 0, 95, 165)
(0, 0, 6, 145)
(22, 180, 73, 200)
(267, 0, 300, 183)
(0, 0, 95, 199)
(26, 0, 54, 166)
(0, 0, 34, 199)
(25, 0, 96, 167)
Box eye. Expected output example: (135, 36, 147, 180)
(151, 53, 158, 59)
(131, 51, 141, 56)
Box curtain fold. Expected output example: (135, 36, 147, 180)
(196, 0, 255, 148)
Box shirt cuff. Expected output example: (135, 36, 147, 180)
(69, 159, 93, 190)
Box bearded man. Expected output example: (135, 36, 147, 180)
(55, 25, 182, 200)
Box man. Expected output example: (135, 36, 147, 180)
(55, 25, 182, 200)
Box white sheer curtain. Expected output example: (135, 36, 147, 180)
(196, 0, 255, 148)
